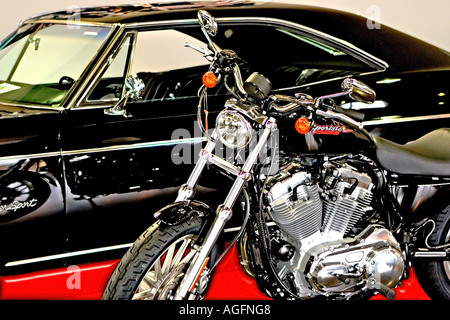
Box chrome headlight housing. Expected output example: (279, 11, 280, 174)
(216, 110, 253, 149)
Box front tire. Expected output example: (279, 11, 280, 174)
(415, 205, 450, 300)
(103, 217, 209, 300)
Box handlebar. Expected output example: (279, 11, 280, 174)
(230, 63, 247, 98)
(269, 92, 365, 129)
(334, 105, 365, 122)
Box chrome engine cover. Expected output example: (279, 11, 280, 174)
(306, 227, 404, 297)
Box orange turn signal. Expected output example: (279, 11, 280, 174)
(202, 72, 217, 88)
(295, 117, 310, 134)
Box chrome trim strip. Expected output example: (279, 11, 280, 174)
(5, 222, 241, 267)
(0, 137, 207, 163)
(5, 243, 133, 267)
(5, 225, 241, 267)
(124, 18, 198, 29)
(22, 19, 113, 28)
(5, 226, 241, 268)
(0, 151, 61, 163)
(363, 113, 450, 126)
(60, 137, 207, 157)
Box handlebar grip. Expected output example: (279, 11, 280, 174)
(335, 105, 365, 122)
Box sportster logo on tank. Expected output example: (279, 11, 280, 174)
(311, 124, 353, 135)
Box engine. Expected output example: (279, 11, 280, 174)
(264, 159, 404, 299)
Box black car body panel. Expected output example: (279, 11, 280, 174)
(0, 1, 448, 277)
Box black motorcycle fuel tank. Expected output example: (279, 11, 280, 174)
(279, 116, 373, 155)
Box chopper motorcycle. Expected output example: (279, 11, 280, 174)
(103, 10, 450, 300)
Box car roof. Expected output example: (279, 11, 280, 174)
(23, 0, 450, 73)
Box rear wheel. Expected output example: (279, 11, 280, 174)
(415, 205, 450, 300)
(103, 217, 211, 300)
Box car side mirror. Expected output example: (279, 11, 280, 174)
(341, 78, 376, 104)
(105, 74, 145, 117)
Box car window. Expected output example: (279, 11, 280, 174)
(0, 24, 111, 106)
(85, 22, 377, 105)
(129, 29, 210, 102)
(135, 24, 375, 102)
(211, 24, 376, 89)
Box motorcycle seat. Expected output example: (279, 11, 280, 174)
(373, 128, 450, 176)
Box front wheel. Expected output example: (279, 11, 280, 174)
(415, 205, 450, 300)
(103, 217, 211, 300)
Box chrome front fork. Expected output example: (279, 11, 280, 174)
(174, 118, 277, 299)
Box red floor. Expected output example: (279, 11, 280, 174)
(0, 243, 430, 300)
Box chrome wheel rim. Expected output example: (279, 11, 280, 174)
(444, 228, 450, 281)
(132, 234, 197, 300)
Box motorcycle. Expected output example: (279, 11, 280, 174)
(103, 10, 450, 300)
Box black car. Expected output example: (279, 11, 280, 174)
(0, 1, 448, 298)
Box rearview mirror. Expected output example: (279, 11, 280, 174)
(341, 78, 376, 104)
(105, 74, 145, 117)
(198, 10, 218, 36)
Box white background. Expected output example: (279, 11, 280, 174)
(0, 0, 449, 51)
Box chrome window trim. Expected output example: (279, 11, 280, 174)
(65, 23, 126, 109)
(22, 19, 113, 29)
(79, 31, 138, 107)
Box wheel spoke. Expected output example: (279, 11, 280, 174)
(162, 244, 175, 275)
(143, 272, 157, 287)
(133, 289, 153, 300)
(154, 258, 162, 279)
(179, 249, 196, 265)
(171, 238, 191, 269)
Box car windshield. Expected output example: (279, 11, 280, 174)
(0, 23, 111, 107)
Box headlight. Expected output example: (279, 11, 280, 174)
(216, 110, 252, 149)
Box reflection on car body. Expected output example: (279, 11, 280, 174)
(0, 1, 448, 298)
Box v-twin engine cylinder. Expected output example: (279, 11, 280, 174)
(265, 161, 374, 242)
(265, 170, 322, 241)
